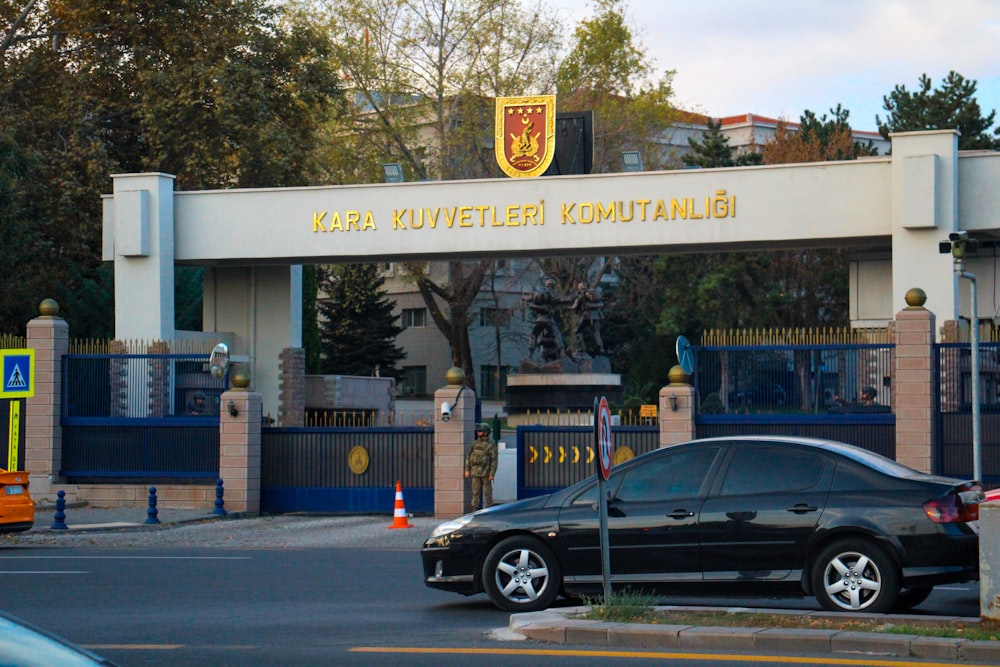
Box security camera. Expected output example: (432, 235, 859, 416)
(440, 401, 452, 422)
(949, 231, 969, 243)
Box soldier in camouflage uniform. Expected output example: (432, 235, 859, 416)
(465, 422, 498, 511)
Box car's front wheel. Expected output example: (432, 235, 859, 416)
(482, 536, 561, 612)
(811, 539, 899, 613)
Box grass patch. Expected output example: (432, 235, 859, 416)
(579, 603, 1000, 642)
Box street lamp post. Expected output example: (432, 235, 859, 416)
(941, 232, 982, 482)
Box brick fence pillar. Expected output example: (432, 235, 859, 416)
(278, 347, 305, 427)
(659, 365, 695, 447)
(894, 288, 936, 473)
(219, 371, 262, 515)
(434, 367, 474, 518)
(24, 298, 68, 500)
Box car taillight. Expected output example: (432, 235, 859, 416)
(924, 489, 980, 523)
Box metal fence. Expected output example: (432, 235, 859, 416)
(516, 425, 660, 498)
(694, 343, 894, 415)
(60, 353, 223, 482)
(260, 426, 434, 514)
(938, 343, 1000, 483)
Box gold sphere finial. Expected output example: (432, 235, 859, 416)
(904, 287, 927, 309)
(38, 298, 60, 318)
(445, 367, 465, 387)
(231, 370, 251, 390)
(668, 364, 690, 386)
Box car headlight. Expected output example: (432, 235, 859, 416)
(430, 513, 474, 538)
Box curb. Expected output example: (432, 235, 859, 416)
(30, 512, 235, 533)
(509, 606, 1000, 663)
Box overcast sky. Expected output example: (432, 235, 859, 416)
(549, 0, 1000, 133)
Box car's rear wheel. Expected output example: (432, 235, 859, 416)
(811, 539, 898, 613)
(482, 536, 561, 612)
(892, 586, 934, 612)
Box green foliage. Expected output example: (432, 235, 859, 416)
(683, 118, 762, 168)
(555, 0, 677, 172)
(1, 0, 345, 334)
(316, 263, 405, 377)
(601, 255, 672, 391)
(174, 267, 203, 332)
(582, 588, 658, 623)
(314, 0, 561, 183)
(877, 71, 999, 150)
(0, 128, 56, 333)
(58, 263, 115, 339)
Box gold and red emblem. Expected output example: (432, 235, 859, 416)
(494, 95, 555, 178)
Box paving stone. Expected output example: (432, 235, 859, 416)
(908, 636, 962, 660)
(960, 640, 1000, 664)
(678, 625, 762, 650)
(564, 620, 615, 646)
(754, 628, 835, 654)
(831, 631, 915, 657)
(608, 624, 690, 649)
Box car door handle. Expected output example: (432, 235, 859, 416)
(667, 509, 695, 519)
(786, 503, 818, 514)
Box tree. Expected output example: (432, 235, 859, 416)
(555, 0, 677, 172)
(1, 0, 345, 335)
(0, 128, 56, 332)
(877, 71, 999, 150)
(764, 106, 878, 163)
(316, 263, 405, 376)
(313, 0, 562, 388)
(315, 0, 561, 183)
(682, 118, 762, 168)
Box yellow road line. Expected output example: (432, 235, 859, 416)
(351, 646, 992, 667)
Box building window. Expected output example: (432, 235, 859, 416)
(400, 366, 427, 397)
(479, 365, 510, 399)
(401, 308, 427, 328)
(479, 307, 511, 327)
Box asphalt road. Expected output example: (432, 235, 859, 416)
(0, 514, 984, 666)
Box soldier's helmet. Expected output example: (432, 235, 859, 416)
(476, 422, 491, 434)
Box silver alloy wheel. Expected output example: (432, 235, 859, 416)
(821, 549, 883, 611)
(493, 546, 550, 605)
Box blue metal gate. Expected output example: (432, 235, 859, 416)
(260, 426, 434, 514)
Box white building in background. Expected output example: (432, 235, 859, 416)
(385, 113, 892, 399)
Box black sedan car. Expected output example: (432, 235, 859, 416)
(422, 436, 981, 614)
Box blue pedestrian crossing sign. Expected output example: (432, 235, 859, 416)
(0, 349, 34, 399)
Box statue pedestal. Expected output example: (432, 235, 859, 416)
(506, 371, 622, 427)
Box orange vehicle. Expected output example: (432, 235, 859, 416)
(0, 469, 34, 533)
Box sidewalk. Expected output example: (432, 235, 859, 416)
(510, 606, 1000, 664)
(29, 503, 224, 532)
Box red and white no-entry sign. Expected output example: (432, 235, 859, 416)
(596, 396, 613, 480)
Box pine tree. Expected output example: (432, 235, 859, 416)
(683, 118, 762, 168)
(877, 71, 999, 150)
(316, 264, 405, 377)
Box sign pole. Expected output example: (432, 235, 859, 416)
(595, 396, 614, 604)
(7, 400, 19, 470)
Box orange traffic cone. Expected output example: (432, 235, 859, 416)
(388, 480, 413, 529)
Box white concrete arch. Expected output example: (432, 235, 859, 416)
(103, 131, 1000, 417)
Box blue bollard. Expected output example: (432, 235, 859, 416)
(144, 486, 160, 525)
(50, 490, 68, 530)
(213, 479, 227, 516)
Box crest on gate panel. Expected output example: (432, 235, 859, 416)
(495, 95, 555, 178)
